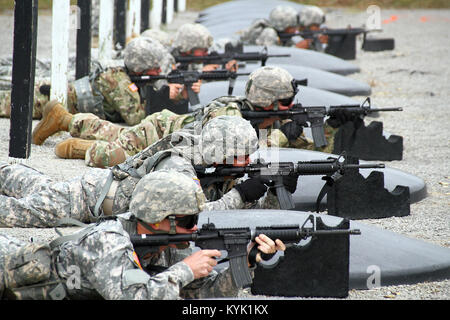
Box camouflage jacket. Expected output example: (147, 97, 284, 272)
(205, 95, 336, 153)
(0, 213, 240, 300)
(92, 67, 146, 126)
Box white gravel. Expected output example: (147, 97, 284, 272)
(0, 6, 449, 300)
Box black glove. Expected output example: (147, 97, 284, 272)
(282, 173, 300, 194)
(280, 121, 304, 141)
(326, 109, 360, 128)
(234, 176, 268, 202)
(39, 84, 51, 98)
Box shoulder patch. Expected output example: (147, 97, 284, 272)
(128, 83, 139, 93)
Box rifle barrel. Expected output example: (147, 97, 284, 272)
(369, 107, 403, 112)
(344, 164, 385, 169)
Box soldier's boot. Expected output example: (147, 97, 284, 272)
(32, 100, 73, 145)
(55, 138, 94, 159)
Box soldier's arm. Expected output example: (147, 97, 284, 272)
(95, 68, 145, 126)
(167, 248, 241, 299)
(78, 224, 194, 300)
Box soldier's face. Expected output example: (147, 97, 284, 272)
(233, 155, 250, 167)
(190, 48, 209, 57)
(144, 68, 162, 75)
(137, 218, 197, 251)
(284, 26, 298, 34)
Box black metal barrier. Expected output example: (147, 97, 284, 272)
(251, 217, 351, 298)
(326, 157, 410, 220)
(333, 120, 403, 161)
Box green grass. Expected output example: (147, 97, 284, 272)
(186, 0, 450, 10)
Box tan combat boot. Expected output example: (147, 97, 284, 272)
(55, 138, 94, 159)
(32, 100, 73, 145)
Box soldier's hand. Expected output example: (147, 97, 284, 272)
(280, 120, 303, 141)
(319, 34, 329, 44)
(235, 176, 268, 202)
(168, 83, 184, 99)
(248, 234, 286, 264)
(295, 39, 312, 49)
(327, 108, 360, 128)
(202, 64, 220, 72)
(183, 249, 221, 279)
(225, 59, 238, 72)
(190, 80, 202, 94)
(282, 172, 300, 194)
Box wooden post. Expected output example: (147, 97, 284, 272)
(177, 0, 186, 12)
(126, 0, 141, 42)
(50, 0, 70, 107)
(161, 0, 166, 24)
(98, 0, 114, 62)
(141, 0, 150, 32)
(9, 0, 38, 160)
(114, 0, 127, 50)
(76, 0, 92, 80)
(166, 0, 174, 24)
(150, 0, 162, 29)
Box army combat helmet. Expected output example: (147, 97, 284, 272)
(201, 115, 259, 165)
(140, 29, 173, 48)
(269, 5, 299, 32)
(245, 66, 296, 108)
(123, 37, 166, 73)
(172, 23, 214, 53)
(129, 170, 206, 229)
(299, 5, 326, 28)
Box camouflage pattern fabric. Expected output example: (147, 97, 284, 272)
(123, 37, 166, 73)
(245, 66, 295, 107)
(0, 68, 143, 125)
(129, 171, 206, 224)
(299, 5, 326, 27)
(201, 115, 259, 165)
(0, 80, 77, 119)
(69, 104, 240, 168)
(172, 23, 213, 53)
(140, 29, 173, 48)
(93, 67, 145, 126)
(207, 95, 336, 152)
(0, 162, 110, 227)
(269, 5, 299, 31)
(0, 213, 240, 299)
(239, 18, 279, 46)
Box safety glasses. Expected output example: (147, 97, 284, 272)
(169, 214, 199, 229)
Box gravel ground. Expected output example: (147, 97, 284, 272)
(0, 5, 449, 300)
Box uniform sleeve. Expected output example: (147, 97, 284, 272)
(203, 188, 245, 211)
(165, 248, 241, 299)
(78, 230, 194, 300)
(94, 69, 145, 126)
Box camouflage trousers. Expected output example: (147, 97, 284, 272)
(69, 109, 195, 168)
(0, 162, 109, 228)
(0, 81, 78, 119)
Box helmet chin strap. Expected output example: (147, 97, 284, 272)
(273, 100, 280, 111)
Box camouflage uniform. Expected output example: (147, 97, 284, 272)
(0, 80, 76, 119)
(298, 5, 326, 28)
(171, 23, 214, 72)
(61, 101, 240, 168)
(242, 66, 336, 152)
(0, 37, 171, 126)
(0, 171, 240, 300)
(0, 67, 143, 125)
(0, 115, 266, 229)
(111, 115, 280, 211)
(240, 6, 299, 47)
